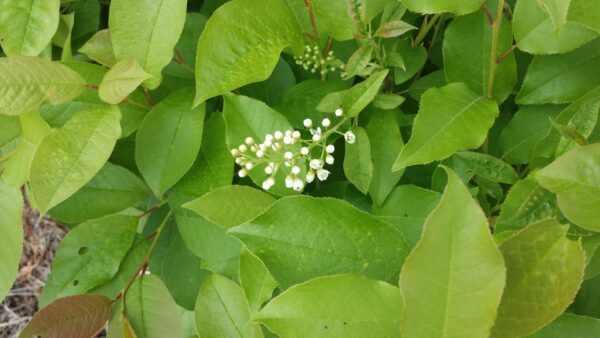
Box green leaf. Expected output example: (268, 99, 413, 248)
(53, 13, 75, 61)
(341, 70, 389, 118)
(494, 178, 559, 234)
(223, 93, 297, 196)
(184, 185, 276, 229)
(366, 109, 404, 206)
(517, 38, 600, 105)
(239, 249, 278, 313)
(164, 13, 206, 79)
(39, 215, 138, 306)
(99, 59, 152, 105)
(20, 295, 112, 338)
(371, 93, 405, 110)
(79, 29, 116, 67)
(372, 185, 441, 248)
(194, 0, 302, 105)
(525, 313, 600, 338)
(229, 196, 410, 289)
(195, 274, 263, 338)
(455, 151, 518, 184)
(30, 105, 121, 213)
(49, 162, 148, 224)
(400, 0, 480, 15)
(537, 0, 571, 34)
(513, 0, 597, 54)
(491, 219, 585, 337)
(109, 0, 187, 89)
(0, 181, 23, 301)
(136, 89, 205, 197)
(375, 20, 417, 38)
(240, 58, 296, 106)
(393, 39, 427, 85)
(535, 144, 600, 231)
(344, 45, 374, 79)
(393, 83, 499, 170)
(125, 275, 182, 338)
(555, 100, 599, 155)
(443, 6, 517, 103)
(0, 0, 59, 56)
(0, 56, 85, 116)
(343, 127, 373, 194)
(568, 0, 600, 33)
(399, 167, 506, 338)
(255, 274, 403, 337)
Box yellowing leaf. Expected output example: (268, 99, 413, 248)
(0, 181, 23, 301)
(99, 59, 152, 104)
(0, 0, 59, 56)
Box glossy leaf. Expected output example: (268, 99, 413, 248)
(136, 89, 205, 197)
(343, 127, 373, 194)
(535, 144, 600, 231)
(400, 0, 480, 15)
(30, 105, 121, 213)
(399, 167, 506, 338)
(526, 313, 600, 338)
(239, 249, 278, 312)
(0, 57, 85, 116)
(184, 185, 276, 229)
(568, 0, 600, 33)
(393, 83, 499, 170)
(20, 294, 111, 338)
(537, 0, 571, 34)
(125, 275, 182, 338)
(194, 0, 302, 105)
(455, 151, 518, 184)
(109, 0, 187, 89)
(39, 215, 138, 306)
(255, 274, 403, 337)
(229, 196, 410, 289)
(195, 274, 263, 338)
(99, 59, 152, 104)
(0, 181, 23, 301)
(341, 70, 389, 118)
(0, 0, 59, 56)
(491, 219, 585, 337)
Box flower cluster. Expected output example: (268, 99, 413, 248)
(294, 44, 345, 76)
(231, 108, 356, 192)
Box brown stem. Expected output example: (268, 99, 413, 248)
(480, 1, 494, 26)
(143, 89, 155, 107)
(304, 0, 319, 41)
(85, 84, 99, 90)
(497, 44, 517, 64)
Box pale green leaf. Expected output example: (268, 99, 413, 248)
(79, 29, 116, 67)
(49, 162, 148, 224)
(30, 105, 121, 213)
(556, 100, 599, 156)
(126, 275, 182, 338)
(136, 89, 205, 197)
(0, 56, 85, 116)
(52, 13, 74, 61)
(393, 39, 427, 85)
(229, 196, 410, 289)
(239, 249, 278, 313)
(525, 313, 600, 338)
(184, 185, 276, 229)
(443, 6, 517, 103)
(195, 274, 263, 338)
(194, 0, 302, 105)
(367, 109, 404, 206)
(342, 70, 389, 118)
(393, 83, 499, 170)
(537, 0, 571, 34)
(371, 94, 405, 110)
(39, 215, 138, 306)
(255, 274, 403, 337)
(455, 151, 518, 184)
(513, 0, 597, 54)
(400, 0, 479, 15)
(568, 0, 600, 33)
(535, 144, 600, 231)
(99, 59, 152, 105)
(491, 219, 585, 337)
(517, 39, 600, 104)
(109, 0, 187, 89)
(399, 167, 506, 338)
(0, 0, 59, 56)
(0, 181, 23, 301)
(344, 45, 374, 79)
(343, 127, 373, 194)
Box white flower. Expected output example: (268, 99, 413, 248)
(265, 165, 273, 175)
(235, 157, 243, 165)
(274, 131, 283, 140)
(285, 129, 292, 137)
(284, 151, 293, 160)
(309, 159, 322, 170)
(238, 169, 247, 178)
(291, 166, 301, 175)
(256, 149, 264, 158)
(239, 144, 248, 152)
(293, 178, 304, 191)
(262, 177, 275, 190)
(312, 133, 321, 141)
(231, 149, 240, 157)
(245, 137, 255, 145)
(317, 168, 330, 181)
(303, 119, 313, 128)
(245, 162, 254, 170)
(250, 145, 257, 152)
(265, 134, 274, 142)
(325, 155, 334, 165)
(292, 130, 301, 139)
(306, 169, 315, 183)
(326, 144, 335, 153)
(335, 108, 344, 117)
(264, 139, 273, 147)
(344, 131, 356, 144)
(285, 175, 294, 188)
(300, 147, 309, 156)
(283, 135, 293, 145)
(322, 118, 331, 127)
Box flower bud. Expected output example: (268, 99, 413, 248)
(322, 118, 331, 127)
(300, 147, 309, 156)
(285, 175, 294, 188)
(245, 137, 255, 145)
(284, 151, 293, 160)
(326, 144, 335, 153)
(317, 168, 330, 181)
(245, 162, 253, 170)
(239, 144, 247, 152)
(274, 131, 283, 140)
(325, 155, 334, 165)
(309, 159, 322, 170)
(303, 119, 313, 128)
(292, 166, 301, 175)
(335, 108, 344, 117)
(306, 169, 315, 183)
(293, 178, 304, 191)
(238, 169, 247, 178)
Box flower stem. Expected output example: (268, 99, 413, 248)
(413, 14, 441, 47)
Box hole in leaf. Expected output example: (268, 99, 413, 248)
(77, 247, 89, 255)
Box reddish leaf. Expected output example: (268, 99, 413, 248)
(375, 20, 417, 38)
(20, 294, 112, 338)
